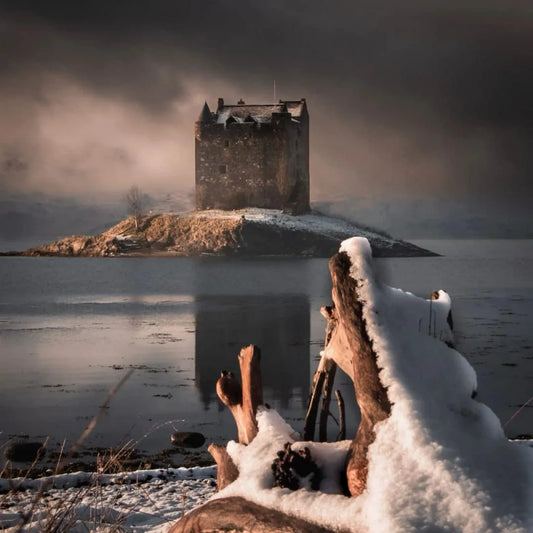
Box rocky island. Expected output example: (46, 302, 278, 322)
(1, 99, 437, 259)
(7, 209, 435, 258)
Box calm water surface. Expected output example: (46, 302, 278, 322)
(0, 239, 531, 461)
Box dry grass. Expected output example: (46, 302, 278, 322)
(1, 446, 137, 532)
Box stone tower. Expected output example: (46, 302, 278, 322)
(195, 98, 310, 214)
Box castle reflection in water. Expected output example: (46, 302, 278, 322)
(194, 294, 311, 412)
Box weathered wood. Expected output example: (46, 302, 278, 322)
(238, 344, 263, 443)
(303, 358, 327, 441)
(321, 304, 356, 382)
(328, 251, 392, 497)
(168, 497, 341, 533)
(207, 443, 238, 491)
(304, 305, 339, 441)
(209, 345, 264, 492)
(215, 370, 242, 407)
(215, 345, 263, 445)
(305, 358, 338, 442)
(319, 358, 337, 442)
(171, 248, 393, 533)
(335, 389, 346, 441)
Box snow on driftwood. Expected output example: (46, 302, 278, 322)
(210, 237, 532, 533)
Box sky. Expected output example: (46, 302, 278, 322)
(0, 1, 532, 237)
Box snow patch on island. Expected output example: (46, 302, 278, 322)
(215, 237, 532, 533)
(195, 208, 409, 251)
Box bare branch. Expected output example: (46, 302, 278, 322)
(125, 185, 145, 230)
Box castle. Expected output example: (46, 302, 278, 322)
(195, 98, 310, 214)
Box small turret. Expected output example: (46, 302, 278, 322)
(198, 102, 213, 123)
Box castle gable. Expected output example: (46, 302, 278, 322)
(216, 104, 287, 125)
(283, 100, 307, 119)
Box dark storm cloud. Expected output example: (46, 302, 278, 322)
(0, 2, 190, 111)
(0, 0, 532, 210)
(4, 1, 532, 118)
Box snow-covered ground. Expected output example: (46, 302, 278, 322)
(191, 207, 430, 256)
(195, 208, 393, 242)
(0, 467, 216, 532)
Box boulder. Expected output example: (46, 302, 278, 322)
(170, 432, 206, 448)
(5, 441, 46, 463)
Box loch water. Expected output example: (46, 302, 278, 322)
(0, 239, 531, 459)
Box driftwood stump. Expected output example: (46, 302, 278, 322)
(209, 344, 263, 490)
(335, 389, 346, 441)
(206, 443, 238, 492)
(168, 497, 340, 533)
(304, 251, 392, 496)
(326, 252, 391, 496)
(170, 344, 342, 533)
(171, 248, 393, 530)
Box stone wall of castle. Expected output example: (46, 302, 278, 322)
(195, 110, 309, 214)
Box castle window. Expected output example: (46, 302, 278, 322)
(224, 140, 230, 147)
(219, 164, 227, 174)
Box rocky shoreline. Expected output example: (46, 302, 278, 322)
(1, 209, 436, 258)
(2, 436, 213, 480)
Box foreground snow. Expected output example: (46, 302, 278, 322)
(217, 237, 532, 532)
(0, 467, 216, 532)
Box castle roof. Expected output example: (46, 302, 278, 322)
(214, 99, 306, 125)
(198, 102, 212, 123)
(283, 100, 307, 118)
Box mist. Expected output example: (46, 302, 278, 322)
(1, 1, 532, 239)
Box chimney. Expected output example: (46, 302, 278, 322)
(217, 98, 224, 111)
